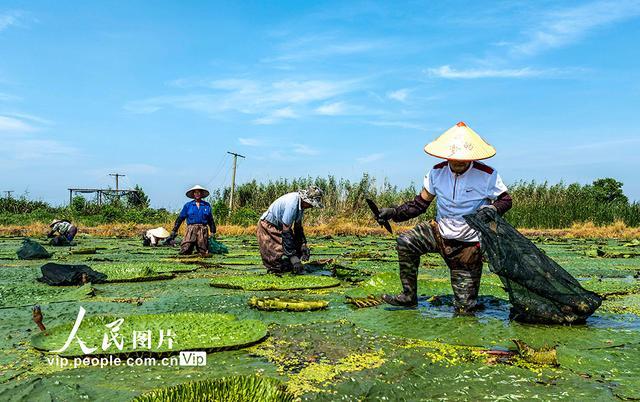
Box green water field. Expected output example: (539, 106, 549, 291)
(0, 234, 639, 401)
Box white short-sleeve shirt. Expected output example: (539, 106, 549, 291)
(424, 161, 508, 241)
(260, 192, 304, 229)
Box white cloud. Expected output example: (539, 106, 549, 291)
(387, 89, 410, 102)
(263, 33, 388, 63)
(315, 101, 346, 116)
(357, 153, 384, 163)
(253, 107, 298, 125)
(126, 78, 358, 124)
(0, 10, 23, 32)
(238, 137, 264, 146)
(293, 144, 319, 156)
(0, 112, 78, 164)
(0, 115, 37, 133)
(367, 120, 430, 131)
(426, 65, 570, 79)
(512, 0, 640, 56)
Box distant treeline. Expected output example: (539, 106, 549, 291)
(209, 175, 640, 228)
(1, 176, 638, 228)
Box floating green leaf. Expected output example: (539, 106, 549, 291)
(92, 264, 175, 282)
(249, 296, 328, 311)
(210, 274, 340, 291)
(131, 375, 294, 402)
(32, 312, 267, 357)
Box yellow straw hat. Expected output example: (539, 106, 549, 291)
(424, 121, 496, 161)
(147, 227, 170, 239)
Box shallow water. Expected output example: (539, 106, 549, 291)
(0, 235, 638, 401)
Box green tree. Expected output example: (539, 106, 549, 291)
(126, 185, 150, 209)
(591, 178, 628, 204)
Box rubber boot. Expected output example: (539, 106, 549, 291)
(450, 268, 482, 314)
(382, 268, 418, 307)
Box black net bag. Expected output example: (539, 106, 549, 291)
(17, 238, 52, 260)
(464, 209, 601, 324)
(37, 263, 107, 286)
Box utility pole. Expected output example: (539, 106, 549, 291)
(3, 190, 13, 199)
(109, 173, 126, 196)
(226, 151, 245, 213)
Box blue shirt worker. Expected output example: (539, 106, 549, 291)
(47, 219, 78, 246)
(376, 122, 512, 313)
(170, 185, 216, 255)
(257, 186, 324, 274)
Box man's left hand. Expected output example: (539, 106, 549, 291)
(301, 244, 311, 261)
(478, 204, 497, 212)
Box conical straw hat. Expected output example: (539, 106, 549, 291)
(185, 185, 210, 199)
(424, 122, 496, 161)
(147, 227, 170, 239)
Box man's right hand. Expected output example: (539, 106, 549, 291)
(377, 208, 396, 225)
(290, 256, 304, 275)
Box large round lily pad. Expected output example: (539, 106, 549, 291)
(32, 312, 267, 357)
(91, 264, 175, 282)
(210, 274, 340, 291)
(132, 375, 293, 402)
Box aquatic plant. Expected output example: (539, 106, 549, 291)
(210, 274, 340, 291)
(92, 264, 175, 283)
(249, 296, 329, 311)
(512, 339, 558, 366)
(69, 247, 97, 255)
(31, 312, 267, 357)
(345, 295, 383, 308)
(287, 351, 386, 396)
(131, 375, 294, 402)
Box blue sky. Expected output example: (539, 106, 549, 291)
(1, 0, 639, 209)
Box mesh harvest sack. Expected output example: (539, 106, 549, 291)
(37, 262, 107, 286)
(464, 209, 601, 324)
(16, 238, 52, 260)
(209, 238, 229, 254)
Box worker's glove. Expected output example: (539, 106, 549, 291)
(478, 204, 497, 212)
(300, 244, 311, 262)
(290, 256, 304, 275)
(377, 208, 396, 225)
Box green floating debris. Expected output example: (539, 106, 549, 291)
(69, 248, 97, 255)
(94, 262, 194, 275)
(512, 339, 558, 366)
(345, 295, 383, 308)
(32, 312, 267, 357)
(131, 375, 293, 402)
(584, 246, 637, 259)
(210, 274, 340, 291)
(92, 264, 175, 283)
(49, 284, 97, 302)
(249, 296, 328, 311)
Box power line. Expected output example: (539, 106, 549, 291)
(108, 173, 126, 193)
(227, 151, 245, 213)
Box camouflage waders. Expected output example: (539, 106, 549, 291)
(383, 221, 483, 313)
(180, 224, 210, 255)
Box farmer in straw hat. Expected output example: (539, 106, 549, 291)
(169, 185, 216, 255)
(257, 186, 324, 274)
(376, 122, 512, 313)
(47, 219, 78, 246)
(142, 227, 173, 247)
